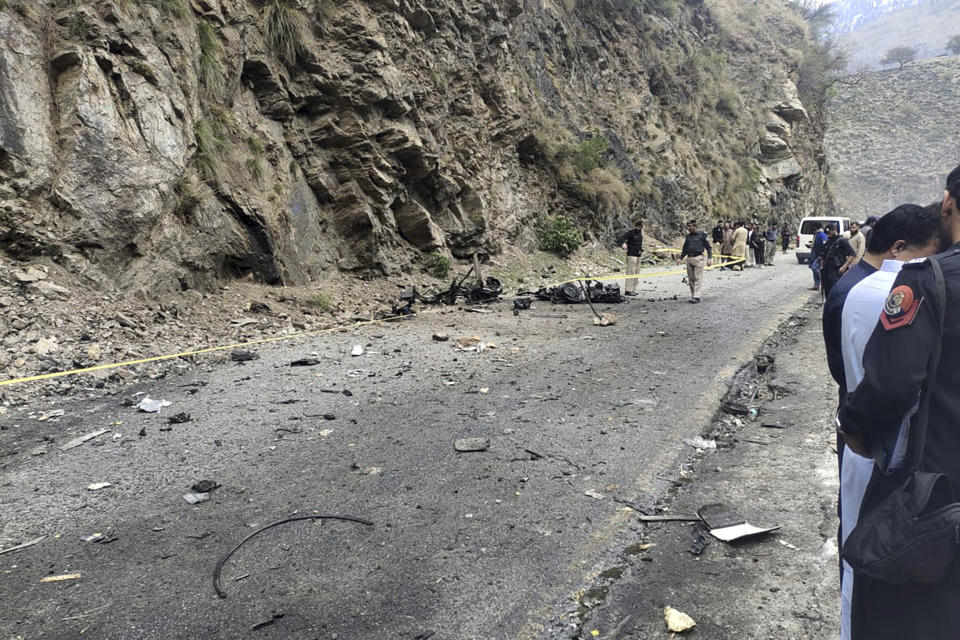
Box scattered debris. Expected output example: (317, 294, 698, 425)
(432, 333, 450, 342)
(251, 613, 284, 632)
(584, 490, 606, 501)
(36, 409, 65, 422)
(361, 467, 383, 476)
(183, 492, 210, 505)
(213, 514, 374, 598)
(521, 280, 623, 304)
(615, 398, 659, 407)
(684, 437, 717, 450)
(231, 317, 259, 327)
(81, 532, 117, 544)
(760, 423, 787, 430)
(0, 535, 46, 556)
(290, 358, 322, 367)
(697, 503, 780, 542)
(664, 605, 696, 632)
(230, 349, 259, 362)
(137, 397, 171, 413)
(86, 482, 112, 491)
(755, 354, 775, 373)
(61, 429, 110, 451)
(454, 438, 490, 452)
(778, 539, 799, 551)
(167, 413, 192, 425)
(513, 297, 532, 311)
(637, 514, 700, 523)
(41, 573, 81, 584)
(593, 312, 618, 326)
(690, 527, 709, 555)
(721, 400, 750, 416)
(463, 307, 494, 314)
(318, 429, 334, 437)
(191, 480, 219, 493)
(351, 345, 364, 356)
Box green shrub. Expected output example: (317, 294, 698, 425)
(264, 0, 311, 65)
(194, 119, 225, 185)
(538, 215, 584, 257)
(303, 292, 333, 312)
(197, 21, 225, 97)
(245, 157, 263, 184)
(425, 252, 450, 279)
(67, 12, 88, 38)
(575, 136, 609, 172)
(172, 176, 200, 223)
(246, 136, 265, 156)
(147, 0, 186, 18)
(716, 90, 738, 115)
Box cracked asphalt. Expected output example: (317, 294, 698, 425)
(0, 255, 838, 640)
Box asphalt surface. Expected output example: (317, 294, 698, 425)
(1, 253, 822, 639)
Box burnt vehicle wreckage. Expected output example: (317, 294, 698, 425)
(392, 256, 624, 314)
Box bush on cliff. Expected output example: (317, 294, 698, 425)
(538, 215, 584, 257)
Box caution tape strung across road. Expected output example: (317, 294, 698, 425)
(0, 252, 745, 388)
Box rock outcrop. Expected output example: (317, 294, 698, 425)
(0, 0, 833, 294)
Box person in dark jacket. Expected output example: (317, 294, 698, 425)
(780, 222, 791, 253)
(676, 220, 713, 302)
(711, 221, 724, 255)
(619, 220, 644, 296)
(837, 164, 960, 640)
(820, 224, 857, 296)
(809, 222, 827, 289)
(748, 222, 766, 267)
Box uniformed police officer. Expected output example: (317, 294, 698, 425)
(837, 165, 960, 639)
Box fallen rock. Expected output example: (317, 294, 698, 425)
(664, 606, 696, 632)
(14, 267, 47, 283)
(454, 437, 490, 452)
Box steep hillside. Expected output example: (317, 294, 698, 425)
(830, 0, 960, 69)
(1, 0, 832, 299)
(824, 54, 960, 219)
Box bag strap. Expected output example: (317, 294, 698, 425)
(909, 257, 947, 471)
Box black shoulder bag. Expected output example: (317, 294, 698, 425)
(841, 258, 960, 583)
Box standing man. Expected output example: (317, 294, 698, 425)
(676, 220, 713, 303)
(830, 204, 942, 640)
(780, 221, 791, 253)
(808, 222, 827, 290)
(731, 220, 748, 271)
(749, 222, 766, 267)
(619, 220, 644, 297)
(820, 224, 857, 296)
(745, 223, 756, 268)
(721, 221, 734, 266)
(837, 165, 960, 640)
(859, 215, 878, 248)
(764, 221, 778, 265)
(711, 220, 724, 256)
(847, 221, 866, 261)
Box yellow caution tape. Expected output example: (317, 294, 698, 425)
(0, 250, 745, 389)
(0, 314, 417, 388)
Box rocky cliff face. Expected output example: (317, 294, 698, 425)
(0, 0, 832, 296)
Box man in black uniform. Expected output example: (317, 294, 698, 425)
(838, 165, 960, 639)
(711, 220, 724, 255)
(820, 223, 857, 296)
(619, 220, 644, 296)
(676, 220, 713, 303)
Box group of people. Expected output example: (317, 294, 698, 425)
(823, 165, 960, 639)
(713, 220, 792, 270)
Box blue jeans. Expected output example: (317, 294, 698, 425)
(810, 258, 821, 287)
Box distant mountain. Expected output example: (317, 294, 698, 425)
(827, 0, 960, 69)
(829, 0, 922, 34)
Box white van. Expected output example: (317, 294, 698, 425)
(796, 216, 852, 263)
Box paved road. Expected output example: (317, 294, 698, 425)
(0, 254, 814, 639)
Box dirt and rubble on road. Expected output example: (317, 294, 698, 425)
(555, 303, 841, 640)
(0, 254, 822, 640)
(0, 246, 679, 407)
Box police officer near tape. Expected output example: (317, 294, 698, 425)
(676, 220, 713, 303)
(837, 165, 960, 639)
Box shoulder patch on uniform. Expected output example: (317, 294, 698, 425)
(903, 257, 930, 269)
(880, 285, 923, 330)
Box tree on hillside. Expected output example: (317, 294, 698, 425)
(881, 46, 917, 70)
(948, 35, 960, 56)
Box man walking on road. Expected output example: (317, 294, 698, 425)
(619, 220, 644, 296)
(780, 222, 791, 254)
(828, 204, 941, 640)
(838, 165, 960, 640)
(764, 222, 778, 265)
(677, 220, 712, 303)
